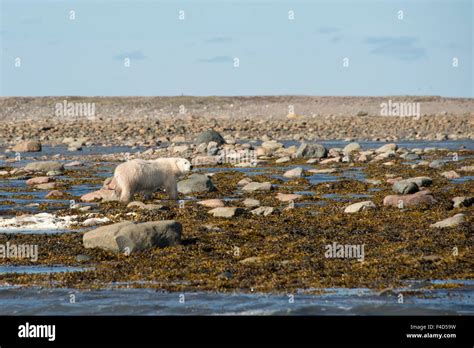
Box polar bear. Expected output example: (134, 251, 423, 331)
(113, 157, 192, 202)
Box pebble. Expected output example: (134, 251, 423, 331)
(208, 207, 244, 218)
(242, 198, 261, 208)
(276, 193, 302, 202)
(430, 214, 465, 228)
(251, 206, 275, 216)
(197, 199, 225, 208)
(283, 167, 304, 178)
(275, 157, 291, 163)
(242, 182, 272, 191)
(452, 197, 474, 208)
(344, 201, 376, 213)
(441, 170, 460, 179)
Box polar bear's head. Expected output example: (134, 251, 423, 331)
(175, 158, 192, 174)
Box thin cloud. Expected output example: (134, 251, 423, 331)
(113, 50, 146, 60)
(197, 56, 233, 63)
(205, 37, 233, 44)
(317, 26, 340, 34)
(365, 36, 426, 61)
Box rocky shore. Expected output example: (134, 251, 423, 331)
(0, 120, 472, 292)
(1, 96, 473, 147)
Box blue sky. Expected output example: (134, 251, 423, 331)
(1, 0, 472, 97)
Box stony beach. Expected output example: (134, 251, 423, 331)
(0, 96, 473, 294)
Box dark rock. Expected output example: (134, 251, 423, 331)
(195, 129, 225, 145)
(295, 143, 327, 158)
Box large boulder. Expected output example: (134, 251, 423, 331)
(295, 143, 327, 158)
(12, 140, 42, 152)
(83, 220, 182, 253)
(177, 174, 216, 194)
(24, 161, 64, 174)
(195, 129, 225, 146)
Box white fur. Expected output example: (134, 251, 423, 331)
(114, 157, 191, 202)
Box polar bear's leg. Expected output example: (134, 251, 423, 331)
(165, 177, 178, 200)
(119, 187, 133, 202)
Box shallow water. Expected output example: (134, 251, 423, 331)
(0, 280, 472, 315)
(0, 265, 91, 275)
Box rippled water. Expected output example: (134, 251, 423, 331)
(0, 280, 472, 315)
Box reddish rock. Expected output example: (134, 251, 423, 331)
(35, 183, 56, 190)
(383, 190, 437, 207)
(26, 176, 53, 186)
(81, 188, 117, 202)
(45, 190, 66, 198)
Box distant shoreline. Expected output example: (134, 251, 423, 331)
(0, 96, 473, 146)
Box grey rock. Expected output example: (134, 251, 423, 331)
(393, 180, 419, 194)
(24, 161, 65, 173)
(402, 153, 421, 161)
(242, 181, 272, 191)
(429, 160, 444, 169)
(295, 143, 328, 158)
(75, 254, 92, 262)
(195, 129, 225, 145)
(83, 220, 182, 253)
(177, 174, 216, 194)
(251, 206, 275, 216)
